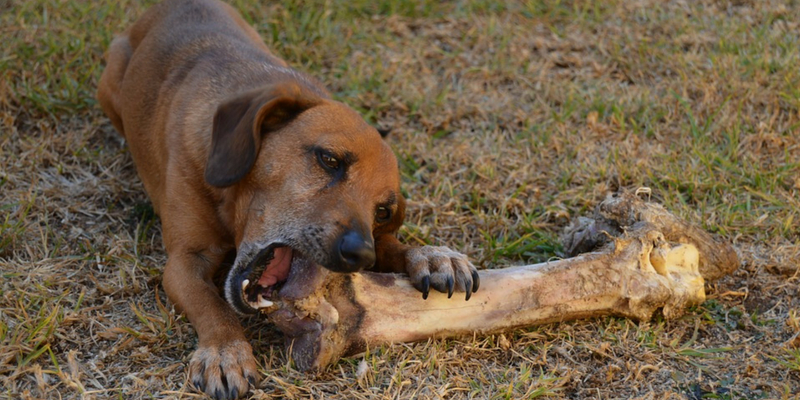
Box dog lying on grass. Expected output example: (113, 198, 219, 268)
(97, 0, 479, 398)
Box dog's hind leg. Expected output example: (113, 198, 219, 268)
(97, 34, 132, 137)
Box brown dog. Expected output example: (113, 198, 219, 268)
(97, 0, 478, 398)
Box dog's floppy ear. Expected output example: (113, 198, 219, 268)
(205, 82, 320, 187)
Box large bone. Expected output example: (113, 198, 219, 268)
(264, 223, 707, 371)
(261, 191, 739, 370)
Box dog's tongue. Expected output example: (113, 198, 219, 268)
(258, 247, 292, 287)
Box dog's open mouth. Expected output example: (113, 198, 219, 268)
(241, 245, 293, 309)
(226, 243, 303, 313)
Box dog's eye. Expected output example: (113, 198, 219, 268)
(317, 151, 340, 171)
(375, 206, 391, 223)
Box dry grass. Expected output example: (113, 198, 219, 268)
(2, 0, 799, 398)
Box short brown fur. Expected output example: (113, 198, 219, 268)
(97, 0, 478, 398)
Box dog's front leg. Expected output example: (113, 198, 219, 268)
(162, 250, 258, 399)
(374, 234, 480, 300)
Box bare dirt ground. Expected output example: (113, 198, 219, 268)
(1, 0, 799, 399)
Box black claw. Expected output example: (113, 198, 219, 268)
(193, 363, 206, 388)
(247, 374, 257, 387)
(472, 270, 480, 293)
(422, 276, 430, 300)
(465, 287, 472, 301)
(215, 388, 225, 400)
(446, 276, 454, 298)
(230, 387, 238, 399)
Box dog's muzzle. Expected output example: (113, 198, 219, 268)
(225, 229, 376, 314)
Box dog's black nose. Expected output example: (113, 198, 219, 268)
(336, 230, 375, 272)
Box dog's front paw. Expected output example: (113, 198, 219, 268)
(189, 340, 259, 399)
(406, 245, 480, 300)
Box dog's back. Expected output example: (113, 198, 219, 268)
(98, 0, 323, 210)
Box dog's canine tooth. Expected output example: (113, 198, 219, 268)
(242, 279, 250, 292)
(256, 293, 273, 308)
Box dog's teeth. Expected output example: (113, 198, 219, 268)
(242, 279, 250, 292)
(256, 293, 273, 309)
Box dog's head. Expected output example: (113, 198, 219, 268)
(206, 81, 405, 314)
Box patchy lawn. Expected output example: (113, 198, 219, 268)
(1, 0, 798, 398)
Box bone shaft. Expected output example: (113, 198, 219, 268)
(346, 252, 662, 347)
